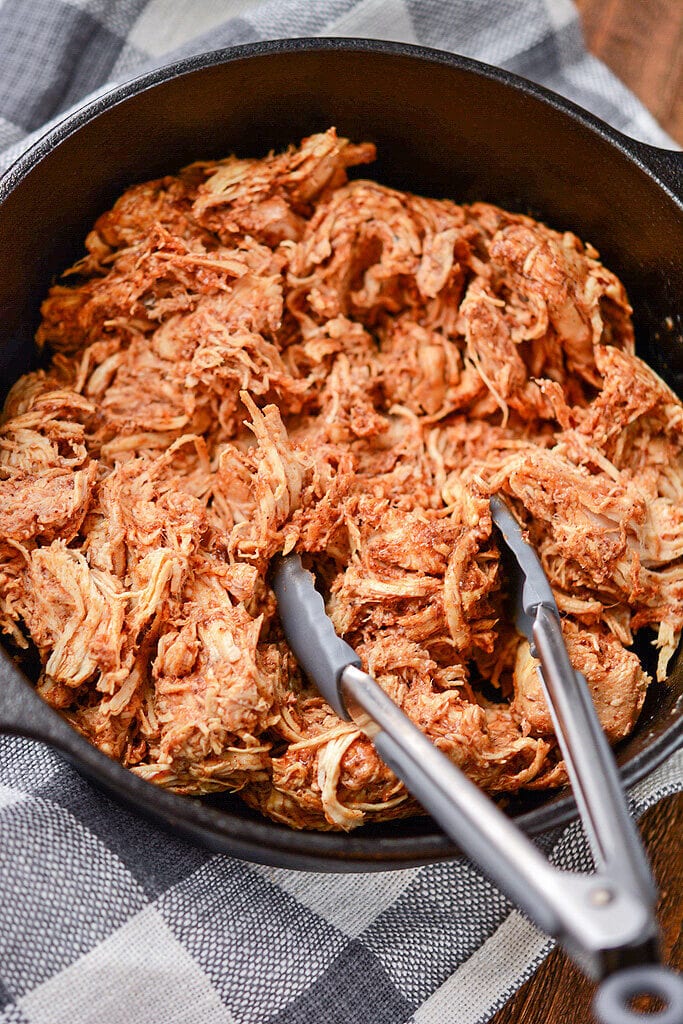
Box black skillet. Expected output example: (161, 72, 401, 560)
(0, 39, 681, 872)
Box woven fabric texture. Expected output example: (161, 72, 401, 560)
(0, 2, 679, 1022)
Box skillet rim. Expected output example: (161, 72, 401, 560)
(0, 36, 681, 871)
(1, 37, 682, 203)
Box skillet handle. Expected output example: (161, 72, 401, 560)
(0, 647, 85, 757)
(630, 144, 683, 203)
(594, 965, 683, 1024)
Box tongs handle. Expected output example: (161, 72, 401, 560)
(489, 495, 655, 903)
(273, 553, 683, 1020)
(344, 661, 683, 1023)
(273, 555, 656, 967)
(339, 665, 565, 936)
(533, 606, 656, 903)
(339, 666, 657, 971)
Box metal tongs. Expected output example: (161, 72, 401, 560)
(272, 496, 683, 1024)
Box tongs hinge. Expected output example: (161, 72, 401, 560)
(340, 663, 659, 980)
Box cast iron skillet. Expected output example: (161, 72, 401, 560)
(0, 39, 682, 872)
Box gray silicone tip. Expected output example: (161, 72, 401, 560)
(271, 554, 360, 720)
(489, 494, 558, 618)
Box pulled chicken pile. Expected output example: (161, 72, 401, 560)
(1, 130, 682, 830)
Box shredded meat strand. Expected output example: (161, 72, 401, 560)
(1, 129, 680, 831)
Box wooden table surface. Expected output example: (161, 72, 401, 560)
(577, 0, 683, 145)
(491, 3, 683, 1021)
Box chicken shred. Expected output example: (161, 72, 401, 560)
(1, 129, 681, 830)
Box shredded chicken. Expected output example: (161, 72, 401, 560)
(1, 129, 681, 831)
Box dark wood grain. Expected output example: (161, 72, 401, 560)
(575, 0, 683, 144)
(489, 13, 683, 1017)
(490, 794, 683, 1024)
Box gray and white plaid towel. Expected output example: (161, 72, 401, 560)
(0, 2, 680, 1023)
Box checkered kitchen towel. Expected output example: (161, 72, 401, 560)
(0, 2, 681, 1023)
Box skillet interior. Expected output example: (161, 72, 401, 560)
(0, 40, 682, 870)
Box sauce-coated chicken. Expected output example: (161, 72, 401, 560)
(1, 130, 681, 830)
